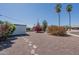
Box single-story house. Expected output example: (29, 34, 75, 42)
(71, 25, 79, 30)
(12, 24, 26, 35)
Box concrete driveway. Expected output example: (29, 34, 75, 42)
(0, 32, 79, 55)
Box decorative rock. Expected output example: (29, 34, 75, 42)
(28, 41, 32, 46)
(28, 43, 32, 47)
(33, 45, 37, 49)
(31, 49, 35, 55)
(34, 53, 39, 55)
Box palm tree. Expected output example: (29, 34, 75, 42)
(66, 4, 72, 31)
(55, 4, 62, 26)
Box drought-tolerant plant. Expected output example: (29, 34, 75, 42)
(64, 25, 69, 31)
(42, 20, 48, 32)
(66, 4, 72, 31)
(47, 26, 67, 36)
(0, 20, 4, 24)
(0, 20, 16, 41)
(8, 23, 16, 35)
(55, 4, 62, 26)
(26, 27, 32, 32)
(35, 22, 42, 33)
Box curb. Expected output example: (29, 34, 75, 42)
(67, 31, 79, 37)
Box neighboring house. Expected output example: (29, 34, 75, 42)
(71, 25, 79, 30)
(12, 24, 26, 35)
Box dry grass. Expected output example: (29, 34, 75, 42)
(47, 26, 67, 36)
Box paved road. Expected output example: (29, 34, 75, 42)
(0, 32, 79, 55)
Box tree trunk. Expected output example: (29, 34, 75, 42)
(58, 13, 60, 27)
(69, 12, 71, 31)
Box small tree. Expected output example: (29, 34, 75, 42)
(42, 20, 48, 32)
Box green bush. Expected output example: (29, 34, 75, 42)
(42, 20, 48, 32)
(26, 27, 31, 32)
(0, 21, 16, 40)
(47, 26, 67, 36)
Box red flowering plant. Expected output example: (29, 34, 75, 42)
(35, 22, 42, 33)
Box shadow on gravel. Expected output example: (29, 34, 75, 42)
(57, 34, 71, 37)
(0, 37, 17, 51)
(10, 33, 30, 37)
(49, 33, 71, 37)
(35, 31, 44, 33)
(0, 33, 30, 51)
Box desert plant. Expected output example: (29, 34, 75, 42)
(35, 22, 42, 33)
(64, 25, 69, 31)
(66, 4, 72, 31)
(4, 23, 16, 39)
(42, 20, 48, 32)
(0, 20, 4, 37)
(0, 20, 4, 24)
(55, 4, 62, 26)
(0, 21, 16, 41)
(47, 26, 67, 36)
(26, 27, 31, 32)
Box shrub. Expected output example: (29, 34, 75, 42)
(64, 26, 69, 31)
(35, 26, 42, 33)
(47, 26, 67, 36)
(0, 21, 16, 41)
(26, 27, 31, 32)
(42, 20, 48, 32)
(34, 22, 42, 33)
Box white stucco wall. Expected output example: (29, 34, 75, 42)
(12, 25, 26, 35)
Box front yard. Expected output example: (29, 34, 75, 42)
(0, 32, 79, 55)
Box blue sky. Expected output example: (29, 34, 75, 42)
(0, 3, 79, 27)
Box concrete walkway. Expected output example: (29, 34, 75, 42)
(67, 30, 79, 37)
